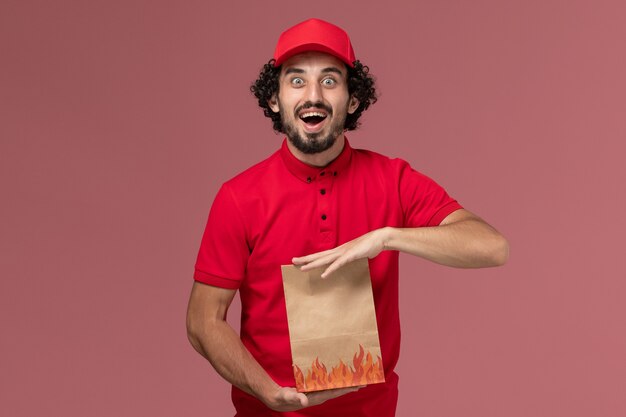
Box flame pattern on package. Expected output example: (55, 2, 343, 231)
(293, 345, 385, 392)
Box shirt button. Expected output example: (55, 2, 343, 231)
(321, 214, 327, 220)
(320, 171, 325, 176)
(307, 177, 312, 183)
(320, 189, 326, 195)
(333, 171, 337, 176)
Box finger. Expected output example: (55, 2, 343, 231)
(292, 249, 335, 264)
(299, 253, 342, 271)
(280, 389, 309, 409)
(315, 386, 359, 399)
(339, 386, 361, 394)
(297, 392, 309, 408)
(320, 253, 355, 278)
(307, 386, 359, 404)
(320, 260, 342, 278)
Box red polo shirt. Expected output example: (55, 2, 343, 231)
(194, 138, 462, 417)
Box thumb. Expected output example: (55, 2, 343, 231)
(297, 392, 309, 408)
(282, 388, 309, 408)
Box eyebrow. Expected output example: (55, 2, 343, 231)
(283, 66, 345, 76)
(321, 67, 344, 76)
(284, 68, 305, 75)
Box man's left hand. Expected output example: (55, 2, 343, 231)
(292, 228, 390, 278)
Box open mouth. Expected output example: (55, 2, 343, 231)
(299, 111, 328, 129)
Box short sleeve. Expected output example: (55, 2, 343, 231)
(193, 184, 249, 289)
(396, 159, 463, 227)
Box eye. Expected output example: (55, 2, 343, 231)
(291, 77, 304, 87)
(322, 78, 336, 87)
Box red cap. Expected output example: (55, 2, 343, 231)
(273, 18, 356, 68)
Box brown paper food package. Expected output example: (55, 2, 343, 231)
(281, 258, 385, 392)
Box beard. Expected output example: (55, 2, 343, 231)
(280, 101, 347, 155)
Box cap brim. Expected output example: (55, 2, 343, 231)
(274, 43, 355, 67)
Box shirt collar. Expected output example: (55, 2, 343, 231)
(280, 136, 353, 183)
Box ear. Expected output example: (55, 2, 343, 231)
(347, 95, 359, 114)
(268, 94, 279, 113)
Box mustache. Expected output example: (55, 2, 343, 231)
(294, 101, 333, 117)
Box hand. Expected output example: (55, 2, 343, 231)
(265, 386, 362, 412)
(292, 228, 390, 278)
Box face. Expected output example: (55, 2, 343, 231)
(269, 52, 359, 154)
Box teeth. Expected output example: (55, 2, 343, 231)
(300, 112, 327, 118)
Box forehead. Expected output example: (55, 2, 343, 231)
(279, 51, 347, 77)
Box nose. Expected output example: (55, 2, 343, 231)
(304, 81, 322, 102)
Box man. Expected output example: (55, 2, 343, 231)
(187, 18, 508, 416)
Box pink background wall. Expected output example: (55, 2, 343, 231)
(2, 0, 625, 416)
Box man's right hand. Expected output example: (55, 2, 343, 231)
(265, 386, 363, 412)
(187, 282, 364, 412)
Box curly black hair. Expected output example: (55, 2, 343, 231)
(250, 59, 377, 133)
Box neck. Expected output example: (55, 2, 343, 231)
(286, 134, 346, 168)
